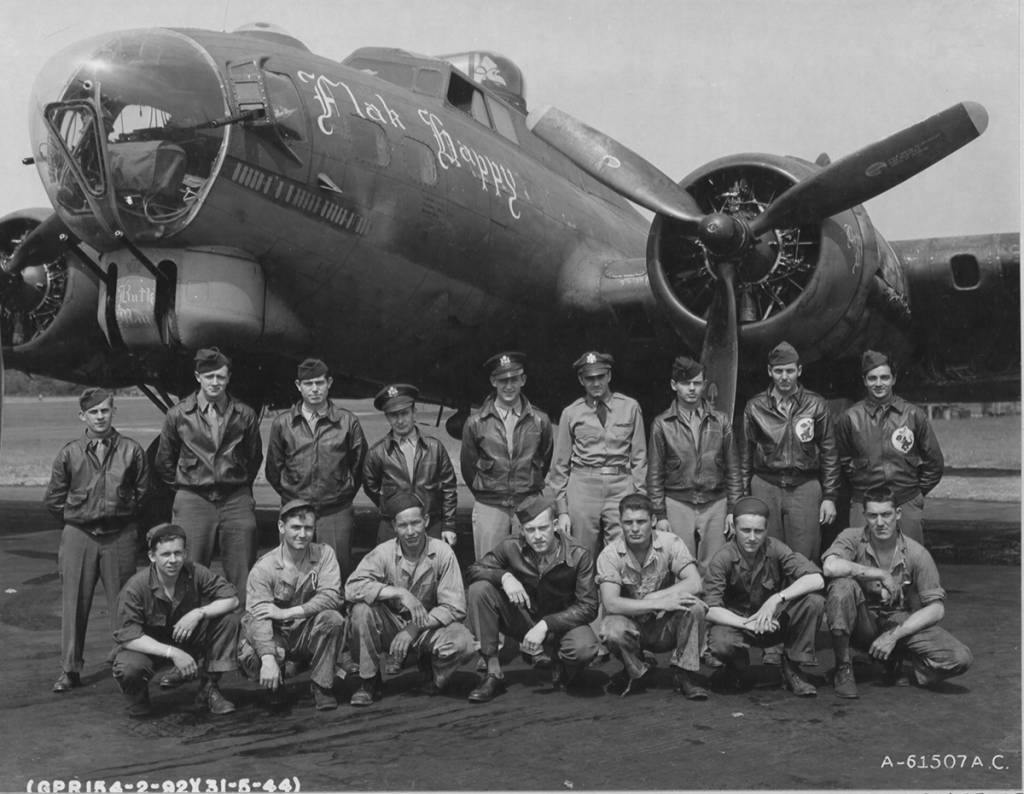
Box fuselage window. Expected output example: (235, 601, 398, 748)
(487, 98, 518, 144)
(350, 117, 390, 167)
(264, 71, 306, 141)
(415, 68, 443, 96)
(402, 138, 438, 185)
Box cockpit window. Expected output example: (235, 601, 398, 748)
(487, 98, 518, 144)
(345, 57, 415, 90)
(447, 74, 490, 127)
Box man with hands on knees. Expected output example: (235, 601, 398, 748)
(704, 496, 825, 697)
(111, 524, 240, 718)
(464, 491, 600, 702)
(238, 499, 346, 711)
(823, 486, 971, 699)
(596, 493, 709, 700)
(344, 492, 476, 706)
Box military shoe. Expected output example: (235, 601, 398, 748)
(833, 663, 858, 699)
(349, 674, 383, 707)
(781, 657, 817, 697)
(53, 671, 81, 693)
(197, 682, 236, 715)
(311, 682, 338, 711)
(672, 667, 709, 701)
(467, 673, 506, 703)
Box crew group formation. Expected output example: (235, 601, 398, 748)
(45, 343, 971, 716)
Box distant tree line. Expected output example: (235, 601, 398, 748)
(5, 370, 86, 396)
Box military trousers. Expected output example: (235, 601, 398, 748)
(750, 475, 823, 562)
(466, 580, 600, 666)
(348, 602, 476, 686)
(173, 487, 257, 607)
(58, 522, 137, 673)
(600, 604, 706, 679)
(239, 609, 347, 690)
(825, 577, 972, 685)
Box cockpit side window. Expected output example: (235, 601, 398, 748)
(486, 98, 518, 144)
(447, 74, 491, 128)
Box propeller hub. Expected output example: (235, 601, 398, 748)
(699, 212, 748, 257)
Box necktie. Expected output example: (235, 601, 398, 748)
(503, 410, 517, 456)
(402, 438, 417, 480)
(208, 407, 222, 447)
(94, 438, 108, 463)
(595, 401, 608, 427)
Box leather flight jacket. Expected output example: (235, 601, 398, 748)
(44, 429, 150, 531)
(460, 394, 553, 508)
(154, 392, 263, 492)
(265, 401, 368, 512)
(362, 431, 458, 533)
(741, 385, 840, 499)
(647, 401, 743, 519)
(836, 395, 944, 504)
(465, 531, 598, 634)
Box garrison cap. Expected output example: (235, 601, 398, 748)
(768, 341, 800, 367)
(194, 347, 231, 373)
(296, 357, 330, 381)
(515, 491, 557, 526)
(79, 387, 113, 411)
(573, 351, 613, 376)
(861, 350, 892, 375)
(485, 351, 526, 378)
(146, 522, 187, 550)
(671, 355, 703, 382)
(383, 491, 423, 520)
(279, 498, 317, 521)
(374, 383, 419, 412)
(732, 495, 770, 519)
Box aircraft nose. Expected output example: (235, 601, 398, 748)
(28, 29, 230, 249)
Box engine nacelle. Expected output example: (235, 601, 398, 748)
(647, 154, 891, 372)
(0, 210, 137, 386)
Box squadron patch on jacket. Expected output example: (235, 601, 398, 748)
(794, 416, 815, 442)
(891, 425, 915, 453)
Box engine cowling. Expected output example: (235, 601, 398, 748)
(0, 210, 138, 385)
(647, 154, 891, 372)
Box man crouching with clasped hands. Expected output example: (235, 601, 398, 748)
(344, 492, 476, 706)
(596, 493, 709, 699)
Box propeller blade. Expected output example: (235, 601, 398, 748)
(701, 263, 739, 420)
(1, 213, 74, 277)
(750, 101, 988, 235)
(527, 105, 704, 228)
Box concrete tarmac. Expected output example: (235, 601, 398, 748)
(0, 491, 1020, 792)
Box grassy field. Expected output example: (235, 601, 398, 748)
(0, 397, 1019, 499)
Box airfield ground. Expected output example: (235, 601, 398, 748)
(0, 398, 1019, 791)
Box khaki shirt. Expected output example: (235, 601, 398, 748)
(548, 392, 647, 514)
(345, 537, 466, 626)
(823, 526, 945, 612)
(243, 542, 343, 658)
(596, 530, 697, 620)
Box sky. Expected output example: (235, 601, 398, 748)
(0, 0, 1018, 241)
